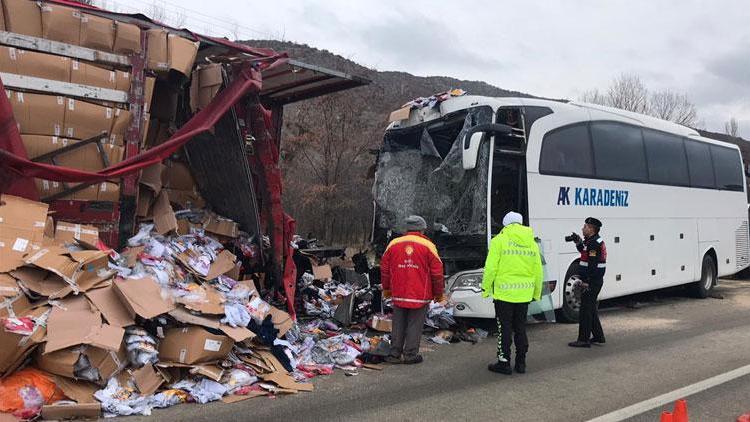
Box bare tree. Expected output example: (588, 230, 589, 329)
(649, 90, 698, 127)
(725, 117, 739, 138)
(607, 73, 649, 114)
(229, 20, 241, 41)
(147, 1, 186, 27)
(579, 73, 699, 127)
(579, 88, 607, 105)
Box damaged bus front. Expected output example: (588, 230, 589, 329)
(372, 95, 556, 320)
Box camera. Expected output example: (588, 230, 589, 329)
(564, 232, 580, 243)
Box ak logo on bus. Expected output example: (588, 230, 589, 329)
(557, 187, 629, 207)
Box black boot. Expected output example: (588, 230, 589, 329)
(488, 360, 512, 375)
(568, 340, 591, 348)
(514, 354, 526, 374)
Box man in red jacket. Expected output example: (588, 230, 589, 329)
(381, 215, 444, 364)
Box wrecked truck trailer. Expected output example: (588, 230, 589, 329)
(0, 0, 369, 315)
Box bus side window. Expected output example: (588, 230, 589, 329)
(539, 123, 593, 177)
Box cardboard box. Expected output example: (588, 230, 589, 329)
(0, 194, 48, 272)
(80, 13, 114, 51)
(35, 178, 64, 199)
(115, 70, 131, 92)
(44, 295, 124, 354)
(0, 305, 48, 377)
(0, 273, 20, 297)
(71, 60, 117, 90)
(24, 243, 111, 289)
(11, 266, 68, 297)
(0, 46, 18, 74)
(113, 276, 175, 320)
(140, 112, 151, 146)
(144, 76, 156, 113)
(368, 314, 392, 332)
(64, 98, 113, 139)
(268, 306, 294, 338)
(203, 215, 239, 239)
(146, 28, 169, 71)
(139, 163, 165, 193)
(152, 190, 177, 234)
(42, 403, 101, 420)
(3, 0, 43, 38)
(109, 107, 132, 145)
(164, 161, 196, 191)
(21, 135, 72, 159)
(312, 264, 333, 281)
(136, 186, 154, 218)
(36, 344, 126, 384)
(167, 34, 198, 76)
(97, 181, 120, 201)
(16, 49, 71, 82)
(51, 375, 99, 403)
(41, 3, 82, 45)
(113, 21, 141, 54)
(169, 307, 255, 343)
(55, 221, 99, 245)
(23, 135, 124, 171)
(86, 284, 136, 328)
(131, 364, 165, 395)
(190, 63, 222, 111)
(9, 91, 65, 136)
(163, 188, 205, 209)
(158, 326, 233, 365)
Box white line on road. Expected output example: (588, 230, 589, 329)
(588, 364, 750, 422)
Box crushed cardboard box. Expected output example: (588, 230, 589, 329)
(55, 221, 100, 245)
(0, 194, 49, 272)
(113, 277, 175, 320)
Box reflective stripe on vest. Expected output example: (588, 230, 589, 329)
(392, 297, 431, 304)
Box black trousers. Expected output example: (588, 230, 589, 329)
(494, 300, 529, 362)
(578, 278, 605, 342)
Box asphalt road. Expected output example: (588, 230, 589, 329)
(131, 279, 750, 422)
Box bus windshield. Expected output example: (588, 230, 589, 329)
(373, 106, 493, 242)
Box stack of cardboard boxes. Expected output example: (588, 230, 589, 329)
(0, 0, 199, 201)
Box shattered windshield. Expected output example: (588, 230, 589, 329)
(373, 106, 493, 238)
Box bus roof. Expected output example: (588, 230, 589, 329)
(387, 95, 739, 151)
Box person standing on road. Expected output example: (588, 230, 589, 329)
(568, 217, 607, 348)
(482, 211, 543, 375)
(381, 215, 445, 364)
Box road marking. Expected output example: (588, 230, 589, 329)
(588, 364, 750, 422)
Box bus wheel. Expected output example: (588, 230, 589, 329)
(690, 254, 716, 298)
(555, 263, 581, 323)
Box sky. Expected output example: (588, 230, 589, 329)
(99, 0, 750, 136)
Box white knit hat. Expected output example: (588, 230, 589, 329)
(502, 211, 523, 227)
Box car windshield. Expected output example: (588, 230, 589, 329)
(373, 106, 493, 237)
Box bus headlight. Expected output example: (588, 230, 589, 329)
(450, 273, 482, 293)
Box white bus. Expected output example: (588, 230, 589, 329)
(372, 95, 749, 322)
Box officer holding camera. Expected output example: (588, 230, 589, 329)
(567, 217, 607, 348)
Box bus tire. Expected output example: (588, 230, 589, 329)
(690, 254, 716, 298)
(555, 262, 581, 323)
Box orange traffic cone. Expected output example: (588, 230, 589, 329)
(673, 399, 688, 422)
(660, 411, 673, 422)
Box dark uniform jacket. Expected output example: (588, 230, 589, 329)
(576, 234, 607, 283)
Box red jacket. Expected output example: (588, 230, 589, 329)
(380, 232, 444, 309)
